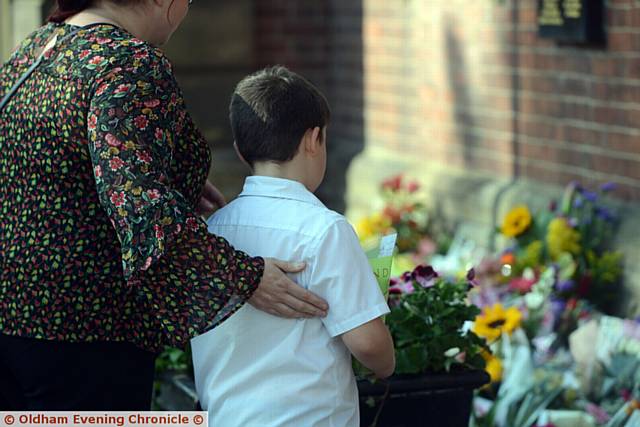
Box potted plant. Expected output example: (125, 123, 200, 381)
(357, 265, 490, 427)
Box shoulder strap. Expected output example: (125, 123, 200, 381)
(0, 23, 116, 112)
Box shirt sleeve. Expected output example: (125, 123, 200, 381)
(87, 48, 264, 350)
(308, 219, 390, 337)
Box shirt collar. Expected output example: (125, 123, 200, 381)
(238, 176, 325, 207)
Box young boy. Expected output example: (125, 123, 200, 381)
(191, 66, 395, 427)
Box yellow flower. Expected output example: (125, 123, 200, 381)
(546, 217, 581, 260)
(473, 303, 522, 342)
(501, 205, 532, 237)
(355, 213, 391, 241)
(355, 217, 375, 241)
(520, 240, 543, 269)
(482, 352, 503, 383)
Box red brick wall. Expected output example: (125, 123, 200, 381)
(255, 0, 640, 202)
(254, 0, 364, 211)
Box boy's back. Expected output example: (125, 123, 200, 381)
(191, 176, 389, 427)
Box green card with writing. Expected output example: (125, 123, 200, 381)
(366, 233, 397, 299)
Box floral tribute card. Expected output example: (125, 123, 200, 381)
(366, 233, 397, 299)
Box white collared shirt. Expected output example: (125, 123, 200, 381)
(191, 176, 389, 427)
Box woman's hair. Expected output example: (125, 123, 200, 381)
(48, 0, 137, 23)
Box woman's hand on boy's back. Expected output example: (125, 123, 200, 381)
(251, 259, 329, 319)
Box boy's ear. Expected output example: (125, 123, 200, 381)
(233, 141, 253, 171)
(304, 126, 322, 157)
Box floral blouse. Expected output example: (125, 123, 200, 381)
(0, 23, 264, 352)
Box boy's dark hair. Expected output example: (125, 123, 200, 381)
(230, 65, 331, 166)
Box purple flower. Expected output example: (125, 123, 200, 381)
(550, 297, 566, 319)
(573, 197, 584, 208)
(600, 182, 617, 192)
(411, 265, 438, 288)
(582, 190, 598, 202)
(595, 206, 616, 223)
(556, 280, 575, 293)
(401, 271, 412, 282)
(466, 268, 479, 288)
(389, 273, 415, 295)
(389, 281, 415, 294)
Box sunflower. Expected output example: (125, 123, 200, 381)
(501, 205, 532, 238)
(473, 303, 522, 342)
(546, 217, 581, 260)
(481, 351, 503, 383)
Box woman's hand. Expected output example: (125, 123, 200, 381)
(197, 180, 226, 217)
(250, 258, 329, 318)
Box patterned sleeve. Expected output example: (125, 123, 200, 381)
(87, 47, 264, 349)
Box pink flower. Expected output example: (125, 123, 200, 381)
(89, 56, 104, 65)
(142, 257, 153, 270)
(382, 205, 401, 223)
(154, 224, 164, 239)
(389, 271, 416, 294)
(509, 276, 536, 294)
(88, 115, 97, 131)
(137, 151, 152, 164)
(144, 99, 160, 108)
(186, 217, 199, 231)
(412, 237, 437, 264)
(79, 50, 91, 59)
(146, 189, 161, 200)
(407, 180, 420, 193)
(95, 83, 108, 97)
(114, 84, 130, 94)
(389, 280, 415, 295)
(94, 165, 102, 178)
(105, 133, 121, 147)
(412, 265, 438, 288)
(154, 128, 164, 141)
(109, 157, 124, 171)
(585, 403, 611, 424)
(96, 37, 111, 45)
(110, 191, 125, 208)
(382, 175, 403, 192)
(134, 50, 149, 60)
(134, 115, 149, 130)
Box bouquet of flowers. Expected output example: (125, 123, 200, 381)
(497, 182, 622, 314)
(355, 174, 451, 258)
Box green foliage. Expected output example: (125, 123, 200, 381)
(387, 277, 488, 374)
(155, 346, 191, 375)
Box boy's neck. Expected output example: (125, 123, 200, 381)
(252, 161, 313, 191)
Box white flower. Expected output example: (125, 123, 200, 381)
(444, 347, 460, 357)
(525, 292, 544, 310)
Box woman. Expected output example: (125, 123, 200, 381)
(0, 0, 328, 410)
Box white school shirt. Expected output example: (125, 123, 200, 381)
(191, 176, 389, 427)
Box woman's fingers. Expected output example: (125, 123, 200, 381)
(272, 259, 306, 273)
(284, 278, 328, 314)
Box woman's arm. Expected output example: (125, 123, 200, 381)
(87, 47, 325, 349)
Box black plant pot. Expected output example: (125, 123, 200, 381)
(357, 370, 490, 427)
